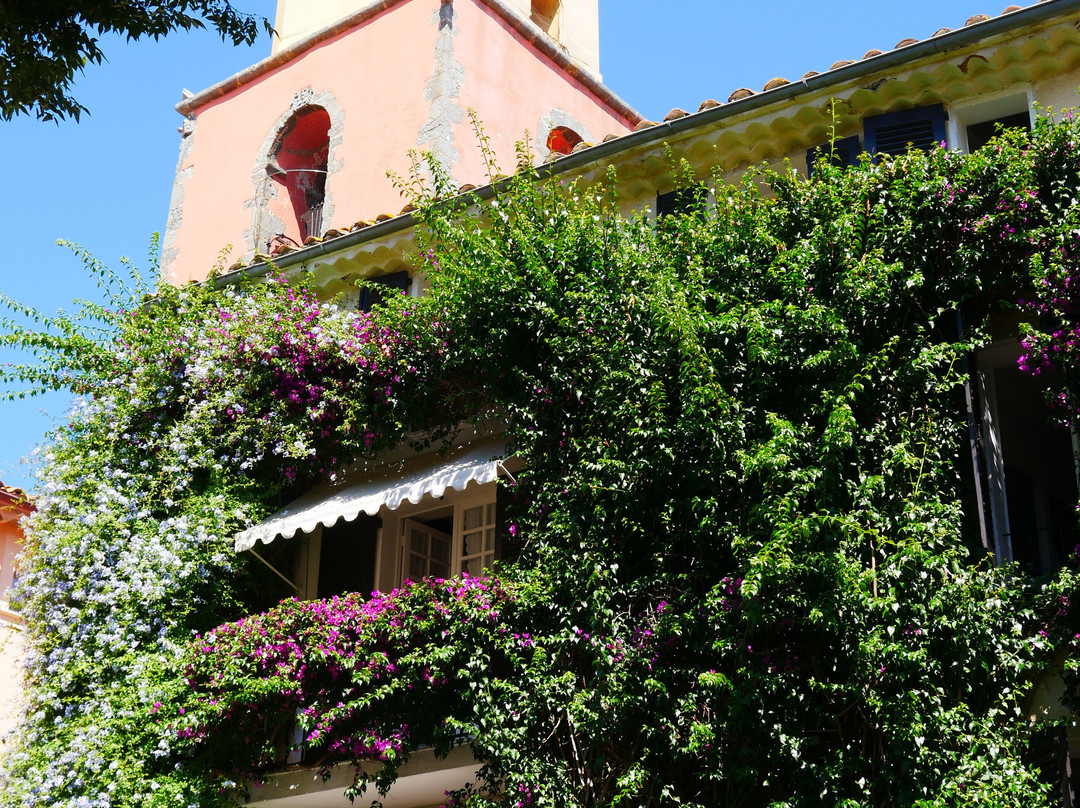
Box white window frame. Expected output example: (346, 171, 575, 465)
(374, 483, 497, 591)
(946, 88, 1033, 154)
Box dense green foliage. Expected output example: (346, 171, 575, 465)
(3, 116, 1080, 807)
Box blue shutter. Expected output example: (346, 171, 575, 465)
(806, 135, 861, 176)
(864, 103, 946, 158)
(357, 270, 411, 313)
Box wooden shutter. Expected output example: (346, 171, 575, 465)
(806, 135, 861, 176)
(357, 270, 411, 313)
(863, 104, 946, 158)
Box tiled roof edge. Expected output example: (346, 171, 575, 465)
(0, 485, 33, 515)
(177, 0, 408, 116)
(473, 0, 643, 125)
(216, 0, 1080, 283)
(177, 0, 642, 124)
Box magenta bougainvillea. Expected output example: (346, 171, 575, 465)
(8, 116, 1080, 808)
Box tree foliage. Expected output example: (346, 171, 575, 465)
(0, 1, 269, 122)
(3, 117, 1080, 807)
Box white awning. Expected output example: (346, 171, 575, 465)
(235, 440, 507, 552)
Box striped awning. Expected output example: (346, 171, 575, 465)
(234, 440, 507, 552)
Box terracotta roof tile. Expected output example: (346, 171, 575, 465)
(322, 228, 345, 240)
(304, 235, 321, 245)
(287, 3, 1046, 264)
(0, 484, 33, 514)
(400, 203, 417, 214)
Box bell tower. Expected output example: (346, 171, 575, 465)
(502, 0, 600, 76)
(273, 0, 601, 77)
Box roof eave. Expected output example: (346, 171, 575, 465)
(216, 0, 1080, 282)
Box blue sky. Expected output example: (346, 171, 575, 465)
(0, 0, 1014, 492)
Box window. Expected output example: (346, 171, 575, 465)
(806, 135, 861, 176)
(396, 494, 497, 586)
(974, 340, 1079, 574)
(357, 270, 411, 313)
(863, 103, 946, 158)
(546, 125, 583, 157)
(531, 0, 562, 37)
(950, 92, 1032, 153)
(268, 107, 331, 243)
(315, 515, 379, 599)
(656, 185, 707, 219)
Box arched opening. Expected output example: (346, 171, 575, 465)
(531, 0, 562, 38)
(267, 106, 331, 243)
(546, 125, 583, 156)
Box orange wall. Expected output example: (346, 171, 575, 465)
(165, 0, 634, 285)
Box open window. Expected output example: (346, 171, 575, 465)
(863, 103, 946, 158)
(974, 340, 1079, 574)
(546, 126, 583, 157)
(396, 496, 497, 585)
(267, 107, 331, 243)
(234, 441, 516, 599)
(950, 91, 1032, 153)
(531, 0, 562, 38)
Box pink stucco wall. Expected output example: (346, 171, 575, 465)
(167, 0, 439, 283)
(450, 0, 634, 182)
(165, 0, 634, 285)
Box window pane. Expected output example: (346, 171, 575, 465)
(432, 535, 451, 564)
(463, 505, 483, 531)
(464, 556, 485, 576)
(411, 532, 429, 554)
(408, 555, 425, 580)
(431, 561, 450, 578)
(484, 527, 495, 551)
(462, 530, 484, 557)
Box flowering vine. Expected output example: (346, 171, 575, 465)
(5, 115, 1080, 808)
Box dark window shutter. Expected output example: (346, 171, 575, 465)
(864, 104, 946, 158)
(806, 135, 861, 176)
(358, 270, 411, 313)
(657, 185, 705, 218)
(494, 480, 523, 564)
